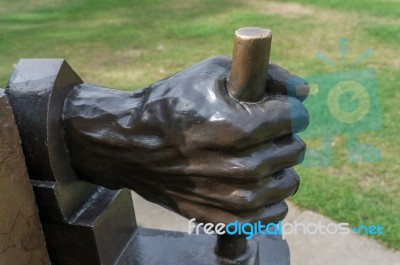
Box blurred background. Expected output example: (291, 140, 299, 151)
(1, 0, 399, 263)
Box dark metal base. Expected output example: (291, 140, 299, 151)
(37, 187, 136, 265)
(255, 233, 291, 265)
(116, 228, 290, 265)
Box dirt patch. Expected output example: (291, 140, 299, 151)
(115, 49, 146, 61)
(263, 1, 315, 17)
(391, 60, 400, 68)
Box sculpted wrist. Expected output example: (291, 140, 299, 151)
(62, 83, 146, 189)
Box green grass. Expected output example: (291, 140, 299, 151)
(281, 0, 400, 18)
(367, 25, 400, 45)
(0, 0, 399, 250)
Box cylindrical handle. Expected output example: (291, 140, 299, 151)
(216, 234, 248, 259)
(227, 27, 272, 102)
(216, 27, 273, 261)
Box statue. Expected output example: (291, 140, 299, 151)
(62, 55, 309, 225)
(5, 27, 309, 264)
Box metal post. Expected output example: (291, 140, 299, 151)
(216, 27, 272, 261)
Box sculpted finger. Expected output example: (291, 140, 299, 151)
(172, 197, 288, 225)
(160, 168, 299, 212)
(234, 134, 306, 181)
(143, 134, 305, 181)
(231, 96, 308, 149)
(266, 64, 310, 102)
(127, 177, 289, 225)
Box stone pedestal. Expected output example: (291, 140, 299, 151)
(0, 89, 50, 265)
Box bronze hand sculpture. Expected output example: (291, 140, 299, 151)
(62, 55, 309, 225)
(5, 27, 310, 264)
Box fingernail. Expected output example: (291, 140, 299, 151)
(295, 83, 310, 97)
(286, 76, 309, 101)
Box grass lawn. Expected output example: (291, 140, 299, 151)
(1, 0, 399, 250)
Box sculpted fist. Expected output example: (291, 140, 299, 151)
(62, 56, 309, 224)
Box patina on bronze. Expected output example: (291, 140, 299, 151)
(6, 27, 309, 264)
(62, 58, 308, 224)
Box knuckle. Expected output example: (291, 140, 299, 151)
(292, 136, 306, 164)
(284, 168, 300, 188)
(227, 157, 255, 179)
(295, 136, 306, 153)
(229, 193, 257, 211)
(289, 98, 310, 133)
(240, 158, 266, 180)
